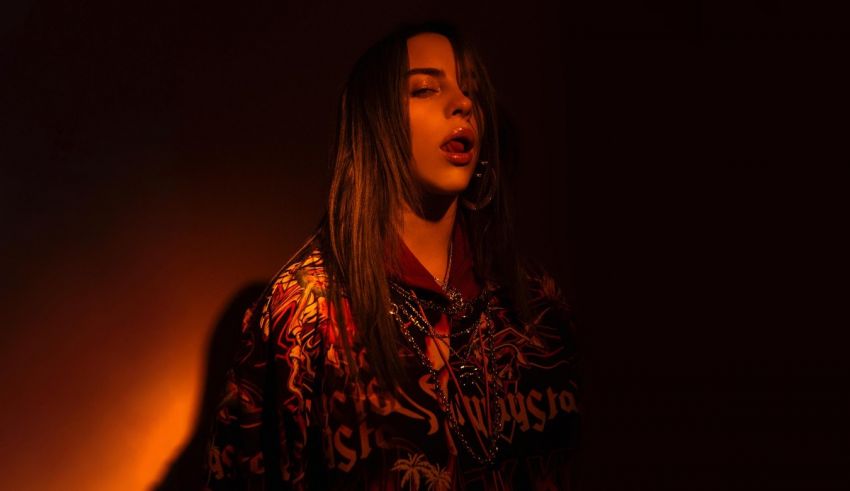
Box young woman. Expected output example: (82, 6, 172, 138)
(204, 22, 579, 490)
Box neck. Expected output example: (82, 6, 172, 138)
(400, 194, 458, 283)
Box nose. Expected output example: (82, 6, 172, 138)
(449, 88, 474, 120)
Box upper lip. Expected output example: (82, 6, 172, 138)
(440, 127, 476, 153)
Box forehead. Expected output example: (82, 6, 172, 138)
(406, 33, 457, 74)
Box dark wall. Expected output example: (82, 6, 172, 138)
(2, 1, 847, 489)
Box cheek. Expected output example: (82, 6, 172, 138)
(409, 115, 439, 160)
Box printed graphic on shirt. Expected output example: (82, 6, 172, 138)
(205, 248, 578, 490)
(391, 452, 452, 491)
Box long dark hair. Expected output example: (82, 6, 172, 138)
(318, 21, 529, 391)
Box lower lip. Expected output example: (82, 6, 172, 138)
(442, 150, 473, 165)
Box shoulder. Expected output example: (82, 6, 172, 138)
(269, 246, 330, 308)
(248, 243, 332, 341)
(522, 263, 572, 319)
(516, 262, 576, 346)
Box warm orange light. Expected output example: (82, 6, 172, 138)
(1, 186, 317, 491)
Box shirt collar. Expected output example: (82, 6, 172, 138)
(391, 220, 482, 301)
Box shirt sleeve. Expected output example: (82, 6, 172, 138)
(525, 266, 581, 392)
(204, 270, 322, 490)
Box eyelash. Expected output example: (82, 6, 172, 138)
(412, 87, 438, 97)
(410, 85, 474, 99)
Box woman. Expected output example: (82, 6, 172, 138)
(204, 22, 579, 490)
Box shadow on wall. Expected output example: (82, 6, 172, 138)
(154, 281, 269, 491)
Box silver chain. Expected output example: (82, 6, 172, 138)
(388, 282, 505, 467)
(433, 240, 453, 290)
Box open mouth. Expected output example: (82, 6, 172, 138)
(440, 128, 475, 165)
(440, 136, 472, 154)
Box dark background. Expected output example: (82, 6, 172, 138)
(1, 0, 847, 489)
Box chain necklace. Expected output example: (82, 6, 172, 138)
(388, 281, 505, 467)
(388, 281, 489, 337)
(433, 240, 453, 290)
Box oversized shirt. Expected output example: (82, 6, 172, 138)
(204, 224, 580, 490)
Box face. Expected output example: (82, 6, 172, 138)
(406, 33, 480, 196)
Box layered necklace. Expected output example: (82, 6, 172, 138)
(388, 246, 505, 467)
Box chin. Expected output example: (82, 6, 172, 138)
(421, 179, 473, 196)
(415, 167, 475, 196)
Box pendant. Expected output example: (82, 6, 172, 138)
(444, 284, 471, 319)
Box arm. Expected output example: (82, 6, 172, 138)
(522, 263, 577, 351)
(204, 270, 321, 490)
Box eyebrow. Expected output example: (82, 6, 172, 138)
(405, 68, 445, 78)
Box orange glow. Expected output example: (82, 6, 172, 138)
(1, 180, 321, 491)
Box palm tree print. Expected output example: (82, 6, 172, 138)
(392, 453, 454, 491)
(423, 462, 452, 491)
(391, 452, 431, 490)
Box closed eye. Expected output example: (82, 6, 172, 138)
(412, 87, 438, 97)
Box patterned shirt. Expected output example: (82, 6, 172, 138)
(204, 223, 579, 490)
